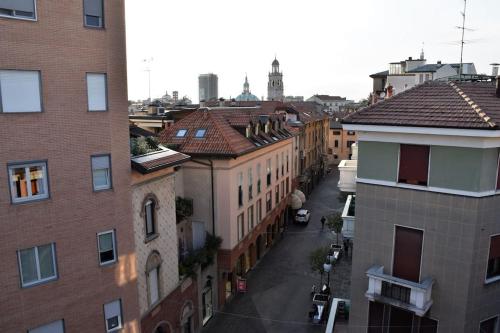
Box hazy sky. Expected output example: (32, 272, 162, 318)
(125, 0, 500, 103)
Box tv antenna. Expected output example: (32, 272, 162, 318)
(143, 57, 154, 101)
(458, 0, 467, 80)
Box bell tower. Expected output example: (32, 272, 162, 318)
(267, 57, 284, 101)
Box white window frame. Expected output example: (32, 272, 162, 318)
(17, 243, 57, 288)
(0, 69, 42, 113)
(97, 230, 117, 266)
(86, 73, 107, 112)
(8, 161, 49, 204)
(91, 154, 112, 191)
(83, 0, 104, 28)
(0, 0, 37, 21)
(104, 299, 123, 333)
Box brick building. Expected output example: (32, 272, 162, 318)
(0, 1, 140, 332)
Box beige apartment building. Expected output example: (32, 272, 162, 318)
(159, 107, 298, 313)
(0, 1, 140, 332)
(328, 118, 357, 165)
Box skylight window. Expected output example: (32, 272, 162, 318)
(176, 129, 187, 137)
(195, 129, 206, 138)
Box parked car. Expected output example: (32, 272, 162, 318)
(295, 209, 310, 224)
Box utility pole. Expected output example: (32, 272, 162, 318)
(459, 0, 467, 81)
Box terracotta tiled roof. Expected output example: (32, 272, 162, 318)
(343, 80, 500, 130)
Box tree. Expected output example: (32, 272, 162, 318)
(309, 246, 330, 285)
(326, 212, 343, 244)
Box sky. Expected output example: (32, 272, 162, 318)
(125, 0, 500, 103)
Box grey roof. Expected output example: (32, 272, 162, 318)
(407, 64, 443, 73)
(369, 70, 389, 78)
(330, 119, 342, 129)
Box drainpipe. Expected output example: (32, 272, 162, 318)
(191, 159, 216, 236)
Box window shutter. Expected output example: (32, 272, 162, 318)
(86, 73, 107, 111)
(393, 226, 423, 282)
(192, 222, 206, 250)
(489, 235, 500, 259)
(0, 0, 34, 12)
(92, 155, 110, 169)
(28, 320, 64, 333)
(104, 300, 121, 319)
(148, 268, 159, 304)
(398, 145, 429, 185)
(84, 0, 103, 17)
(0, 70, 41, 112)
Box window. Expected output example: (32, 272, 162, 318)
(275, 185, 279, 204)
(84, 0, 104, 28)
(145, 200, 156, 238)
(332, 131, 341, 135)
(266, 159, 271, 186)
(9, 161, 49, 203)
(398, 144, 430, 186)
(487, 235, 500, 282)
(256, 199, 262, 223)
(18, 243, 57, 287)
(98, 230, 116, 265)
(328, 148, 333, 154)
(176, 129, 188, 137)
(393, 226, 423, 282)
(92, 155, 112, 191)
(266, 191, 272, 212)
(248, 168, 253, 201)
(104, 300, 122, 332)
(286, 177, 290, 194)
(286, 153, 289, 173)
(194, 129, 206, 138)
(497, 154, 500, 190)
(276, 154, 279, 180)
(347, 140, 355, 148)
(238, 172, 243, 207)
(281, 181, 285, 199)
(479, 316, 499, 333)
(28, 320, 64, 333)
(248, 206, 254, 231)
(86, 73, 107, 111)
(281, 152, 284, 176)
(237, 213, 244, 241)
(257, 163, 261, 193)
(0, 0, 36, 20)
(146, 252, 161, 306)
(347, 131, 355, 135)
(0, 70, 41, 112)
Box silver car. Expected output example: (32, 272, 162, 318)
(295, 209, 310, 224)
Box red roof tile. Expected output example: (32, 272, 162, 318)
(343, 80, 500, 129)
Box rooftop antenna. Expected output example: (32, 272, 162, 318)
(142, 57, 154, 101)
(459, 0, 467, 80)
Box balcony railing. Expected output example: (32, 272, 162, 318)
(338, 159, 357, 193)
(341, 195, 355, 239)
(365, 265, 434, 316)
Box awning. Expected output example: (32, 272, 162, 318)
(289, 194, 302, 209)
(294, 189, 306, 203)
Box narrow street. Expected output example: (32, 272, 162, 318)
(203, 169, 351, 333)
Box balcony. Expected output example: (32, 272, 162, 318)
(341, 195, 355, 240)
(365, 266, 434, 316)
(338, 159, 357, 193)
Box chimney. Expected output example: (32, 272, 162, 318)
(496, 76, 500, 98)
(491, 63, 500, 77)
(387, 85, 394, 98)
(408, 56, 413, 61)
(437, 60, 442, 65)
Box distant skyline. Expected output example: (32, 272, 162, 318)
(125, 0, 500, 103)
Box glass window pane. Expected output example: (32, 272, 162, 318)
(29, 165, 45, 196)
(148, 267, 159, 304)
(28, 319, 64, 333)
(87, 73, 106, 111)
(146, 203, 154, 235)
(93, 169, 109, 188)
(19, 248, 38, 284)
(11, 167, 28, 198)
(38, 244, 55, 279)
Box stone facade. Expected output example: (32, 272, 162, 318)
(268, 59, 284, 101)
(132, 172, 180, 315)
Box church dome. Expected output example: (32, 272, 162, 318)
(235, 92, 260, 102)
(272, 58, 279, 66)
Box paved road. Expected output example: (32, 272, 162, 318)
(203, 169, 352, 333)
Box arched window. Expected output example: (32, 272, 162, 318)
(180, 301, 194, 333)
(146, 251, 162, 306)
(145, 199, 156, 236)
(141, 193, 159, 240)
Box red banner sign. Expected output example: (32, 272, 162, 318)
(237, 278, 247, 293)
